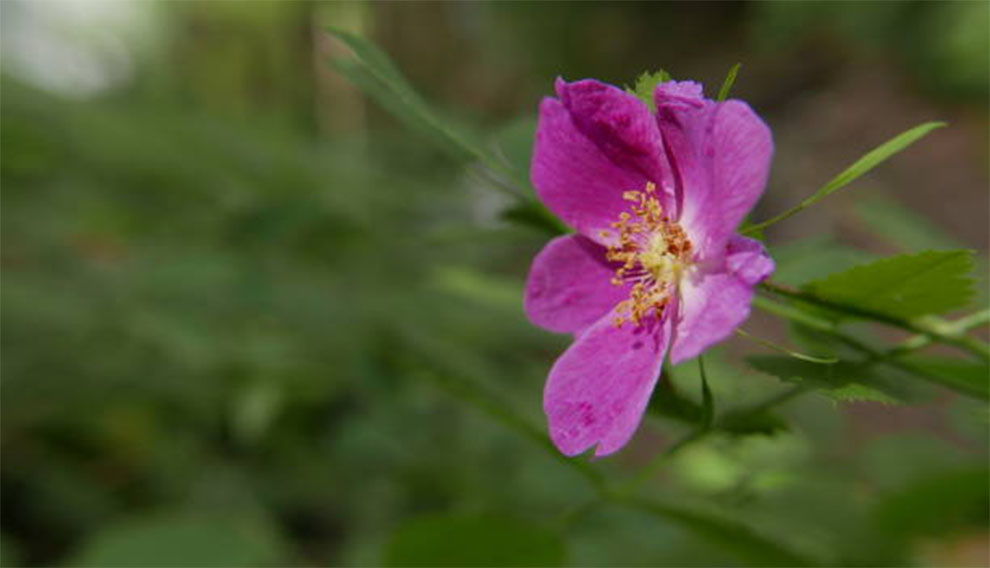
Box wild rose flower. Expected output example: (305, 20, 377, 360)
(524, 78, 775, 457)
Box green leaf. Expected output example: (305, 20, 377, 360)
(385, 514, 566, 567)
(69, 512, 286, 567)
(325, 29, 566, 234)
(716, 63, 741, 102)
(747, 355, 904, 404)
(649, 379, 787, 436)
(325, 29, 522, 193)
(626, 70, 672, 111)
(893, 355, 990, 400)
(802, 250, 975, 320)
(872, 468, 990, 538)
(744, 121, 946, 234)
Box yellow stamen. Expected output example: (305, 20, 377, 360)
(605, 182, 693, 327)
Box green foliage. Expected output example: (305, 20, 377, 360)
(716, 63, 741, 102)
(384, 514, 566, 567)
(69, 512, 287, 567)
(745, 122, 946, 234)
(747, 356, 903, 404)
(325, 28, 566, 235)
(872, 468, 990, 539)
(616, 499, 814, 567)
(3, 9, 988, 568)
(854, 196, 964, 252)
(893, 355, 989, 400)
(626, 70, 672, 111)
(802, 250, 975, 320)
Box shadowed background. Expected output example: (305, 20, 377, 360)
(2, 1, 987, 566)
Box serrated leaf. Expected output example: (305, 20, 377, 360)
(802, 250, 975, 320)
(626, 70, 672, 111)
(747, 355, 904, 404)
(385, 514, 565, 567)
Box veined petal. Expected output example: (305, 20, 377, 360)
(555, 79, 668, 188)
(544, 311, 671, 457)
(532, 80, 670, 243)
(654, 82, 773, 259)
(669, 238, 773, 364)
(726, 235, 775, 286)
(524, 234, 629, 335)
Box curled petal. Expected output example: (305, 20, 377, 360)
(524, 234, 629, 335)
(532, 80, 670, 243)
(726, 235, 775, 285)
(555, 78, 668, 187)
(544, 312, 671, 457)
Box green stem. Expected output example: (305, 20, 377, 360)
(752, 296, 984, 396)
(759, 281, 990, 361)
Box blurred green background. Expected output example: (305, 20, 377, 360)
(2, 2, 988, 567)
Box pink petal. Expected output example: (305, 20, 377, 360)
(524, 234, 629, 335)
(726, 235, 775, 286)
(654, 82, 773, 259)
(555, 79, 668, 187)
(544, 312, 672, 457)
(532, 80, 669, 242)
(669, 237, 773, 364)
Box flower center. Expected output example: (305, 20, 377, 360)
(601, 182, 693, 327)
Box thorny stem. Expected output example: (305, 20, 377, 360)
(759, 281, 990, 361)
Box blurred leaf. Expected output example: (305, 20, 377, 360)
(649, 379, 787, 436)
(854, 196, 963, 251)
(770, 237, 876, 287)
(745, 121, 946, 234)
(70, 511, 287, 567)
(872, 468, 990, 538)
(384, 514, 565, 567)
(617, 498, 815, 567)
(326, 29, 518, 189)
(802, 250, 975, 320)
(625, 70, 672, 111)
(747, 356, 903, 404)
(716, 63, 741, 102)
(892, 355, 989, 400)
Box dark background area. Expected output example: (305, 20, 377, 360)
(2, 2, 987, 566)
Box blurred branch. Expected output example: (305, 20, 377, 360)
(760, 281, 989, 361)
(752, 296, 988, 399)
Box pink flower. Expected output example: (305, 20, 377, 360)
(524, 78, 775, 457)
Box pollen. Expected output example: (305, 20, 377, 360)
(605, 182, 693, 327)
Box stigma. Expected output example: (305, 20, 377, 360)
(599, 182, 693, 327)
